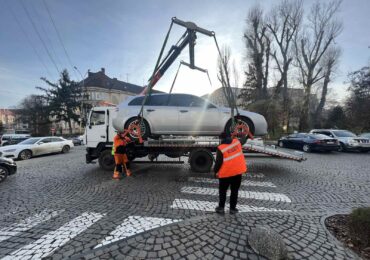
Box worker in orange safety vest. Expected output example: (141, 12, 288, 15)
(112, 132, 133, 180)
(214, 132, 247, 214)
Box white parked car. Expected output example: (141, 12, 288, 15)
(113, 93, 268, 139)
(0, 137, 74, 160)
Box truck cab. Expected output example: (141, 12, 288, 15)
(85, 106, 117, 170)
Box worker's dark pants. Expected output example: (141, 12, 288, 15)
(218, 174, 242, 210)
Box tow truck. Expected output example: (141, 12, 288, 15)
(85, 18, 305, 172)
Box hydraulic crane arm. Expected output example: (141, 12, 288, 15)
(148, 17, 214, 88)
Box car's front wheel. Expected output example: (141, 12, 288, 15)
(302, 144, 311, 153)
(338, 143, 346, 152)
(0, 166, 9, 183)
(18, 150, 32, 160)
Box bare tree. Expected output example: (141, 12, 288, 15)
(241, 5, 271, 103)
(314, 46, 341, 127)
(217, 45, 239, 108)
(267, 0, 303, 100)
(294, 0, 343, 130)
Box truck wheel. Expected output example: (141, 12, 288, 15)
(99, 149, 115, 171)
(189, 149, 214, 173)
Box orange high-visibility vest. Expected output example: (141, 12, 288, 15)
(218, 139, 247, 178)
(113, 134, 127, 153)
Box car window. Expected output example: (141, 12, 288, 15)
(90, 111, 105, 125)
(40, 138, 52, 143)
(332, 130, 356, 137)
(188, 95, 206, 107)
(297, 133, 306, 138)
(19, 138, 41, 144)
(128, 96, 144, 106)
(147, 95, 169, 106)
(288, 134, 297, 138)
(168, 94, 193, 107)
(51, 137, 63, 142)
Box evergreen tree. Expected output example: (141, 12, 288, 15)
(37, 69, 82, 134)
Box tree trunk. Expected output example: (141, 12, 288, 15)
(68, 119, 73, 135)
(300, 84, 311, 131)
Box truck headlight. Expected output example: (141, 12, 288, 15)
(4, 149, 16, 152)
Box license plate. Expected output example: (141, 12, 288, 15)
(327, 141, 334, 144)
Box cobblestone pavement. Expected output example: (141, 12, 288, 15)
(0, 146, 369, 259)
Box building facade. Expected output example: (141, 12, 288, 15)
(0, 109, 29, 134)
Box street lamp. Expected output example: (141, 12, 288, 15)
(74, 66, 87, 134)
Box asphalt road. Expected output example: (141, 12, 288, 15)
(0, 146, 369, 259)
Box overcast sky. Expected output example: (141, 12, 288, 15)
(0, 0, 369, 108)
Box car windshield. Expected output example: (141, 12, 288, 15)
(19, 138, 40, 144)
(332, 130, 357, 137)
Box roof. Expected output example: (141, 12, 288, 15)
(82, 70, 144, 94)
(82, 69, 162, 94)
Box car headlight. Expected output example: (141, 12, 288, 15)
(1, 157, 14, 164)
(348, 139, 358, 146)
(4, 149, 16, 153)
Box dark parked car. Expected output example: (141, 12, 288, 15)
(0, 157, 17, 183)
(278, 133, 340, 152)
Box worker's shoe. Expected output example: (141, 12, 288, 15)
(215, 206, 225, 214)
(126, 170, 132, 177)
(230, 208, 239, 215)
(112, 171, 122, 180)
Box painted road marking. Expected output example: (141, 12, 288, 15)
(95, 216, 181, 248)
(181, 186, 291, 203)
(171, 199, 290, 212)
(2, 212, 104, 260)
(188, 177, 276, 188)
(0, 210, 62, 243)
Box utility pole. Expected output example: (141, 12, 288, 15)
(74, 66, 86, 134)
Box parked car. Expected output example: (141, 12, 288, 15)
(278, 133, 340, 152)
(0, 134, 31, 146)
(0, 157, 17, 183)
(113, 93, 268, 139)
(68, 137, 83, 146)
(0, 137, 74, 160)
(310, 129, 370, 152)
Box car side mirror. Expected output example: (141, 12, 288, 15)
(38, 142, 44, 145)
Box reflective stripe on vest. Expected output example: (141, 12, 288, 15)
(218, 139, 247, 178)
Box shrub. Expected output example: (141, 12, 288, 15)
(348, 207, 370, 247)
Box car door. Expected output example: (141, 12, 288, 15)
(86, 109, 107, 148)
(295, 134, 307, 149)
(285, 134, 297, 148)
(175, 94, 220, 135)
(142, 94, 179, 134)
(33, 138, 52, 155)
(50, 137, 64, 152)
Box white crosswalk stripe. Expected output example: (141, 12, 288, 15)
(2, 212, 104, 260)
(188, 177, 276, 188)
(0, 210, 62, 243)
(95, 216, 181, 248)
(171, 199, 290, 212)
(181, 186, 292, 203)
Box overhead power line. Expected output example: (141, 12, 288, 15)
(19, 0, 61, 75)
(42, 0, 79, 79)
(4, 1, 53, 78)
(29, 2, 64, 71)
